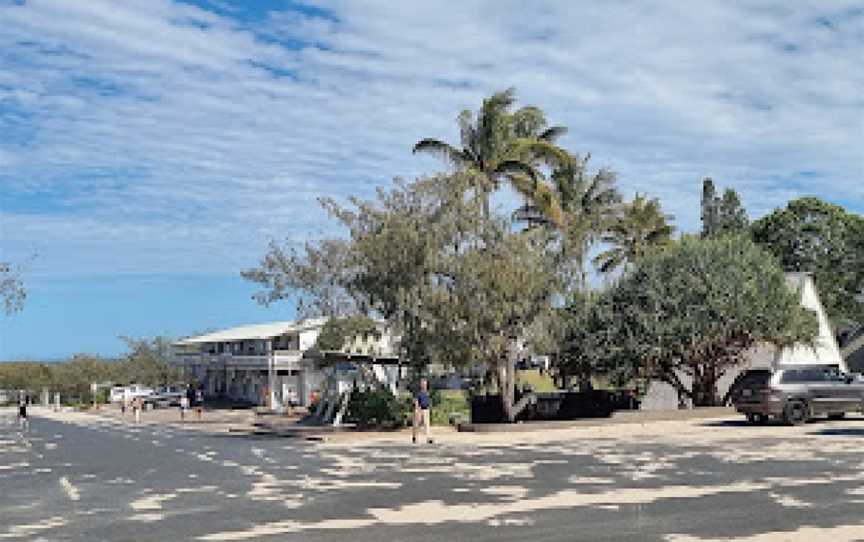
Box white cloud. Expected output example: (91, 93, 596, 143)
(0, 0, 861, 275)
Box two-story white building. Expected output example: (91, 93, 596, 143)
(171, 317, 399, 408)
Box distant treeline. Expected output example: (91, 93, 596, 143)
(0, 336, 181, 403)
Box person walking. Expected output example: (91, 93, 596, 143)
(412, 378, 433, 444)
(194, 388, 204, 421)
(179, 394, 189, 422)
(18, 397, 29, 431)
(132, 397, 142, 424)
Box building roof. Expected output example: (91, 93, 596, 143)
(173, 317, 330, 345)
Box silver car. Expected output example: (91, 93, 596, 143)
(732, 365, 864, 425)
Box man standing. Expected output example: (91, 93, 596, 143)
(412, 378, 433, 444)
(18, 396, 28, 431)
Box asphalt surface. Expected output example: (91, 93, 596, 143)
(2, 407, 864, 541)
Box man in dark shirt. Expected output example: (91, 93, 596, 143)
(412, 378, 432, 444)
(18, 397, 28, 431)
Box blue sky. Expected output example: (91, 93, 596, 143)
(1, 0, 862, 360)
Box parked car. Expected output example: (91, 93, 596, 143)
(732, 365, 864, 425)
(148, 386, 185, 408)
(109, 385, 155, 404)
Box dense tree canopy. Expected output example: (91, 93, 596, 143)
(563, 235, 818, 406)
(751, 197, 864, 329)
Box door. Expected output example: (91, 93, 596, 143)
(801, 368, 835, 415)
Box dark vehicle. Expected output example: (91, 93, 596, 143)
(732, 365, 864, 425)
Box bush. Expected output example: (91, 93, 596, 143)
(345, 388, 412, 428)
(430, 390, 469, 426)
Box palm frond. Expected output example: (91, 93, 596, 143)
(412, 139, 472, 168)
(511, 138, 572, 171)
(495, 159, 540, 182)
(538, 125, 568, 142)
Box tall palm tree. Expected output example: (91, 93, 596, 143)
(515, 153, 623, 288)
(413, 88, 570, 226)
(558, 155, 623, 287)
(593, 194, 675, 274)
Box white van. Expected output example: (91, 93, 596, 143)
(109, 385, 154, 403)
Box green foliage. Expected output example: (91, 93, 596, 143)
(550, 154, 623, 290)
(345, 388, 412, 428)
(429, 390, 469, 425)
(118, 336, 181, 388)
(593, 194, 675, 274)
(515, 369, 557, 392)
(413, 87, 571, 225)
(0, 336, 181, 403)
(751, 197, 864, 328)
(241, 239, 357, 317)
(700, 178, 748, 238)
(314, 315, 380, 353)
(565, 235, 819, 406)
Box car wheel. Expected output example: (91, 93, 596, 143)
(828, 413, 846, 420)
(782, 401, 807, 426)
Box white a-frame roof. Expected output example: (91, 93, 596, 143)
(773, 273, 845, 370)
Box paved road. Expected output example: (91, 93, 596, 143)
(2, 407, 864, 541)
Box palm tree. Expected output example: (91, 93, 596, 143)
(515, 153, 623, 288)
(413, 88, 570, 226)
(593, 194, 675, 274)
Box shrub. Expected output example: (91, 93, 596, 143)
(346, 388, 411, 428)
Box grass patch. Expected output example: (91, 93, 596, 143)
(431, 389, 469, 426)
(516, 369, 557, 392)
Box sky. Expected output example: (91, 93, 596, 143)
(1, 0, 862, 360)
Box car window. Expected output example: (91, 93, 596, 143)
(738, 370, 772, 387)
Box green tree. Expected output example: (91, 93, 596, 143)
(413, 87, 570, 225)
(593, 194, 675, 274)
(252, 173, 558, 421)
(421, 225, 558, 422)
(751, 197, 864, 328)
(314, 315, 381, 353)
(51, 354, 117, 403)
(118, 336, 180, 388)
(553, 155, 622, 289)
(701, 178, 748, 238)
(241, 239, 357, 318)
(576, 235, 818, 407)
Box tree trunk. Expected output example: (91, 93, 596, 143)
(692, 364, 719, 407)
(500, 339, 536, 422)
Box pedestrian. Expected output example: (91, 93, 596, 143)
(195, 388, 203, 421)
(133, 397, 141, 424)
(121, 396, 127, 416)
(18, 397, 29, 431)
(180, 395, 189, 421)
(412, 378, 433, 444)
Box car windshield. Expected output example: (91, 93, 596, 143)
(738, 370, 771, 388)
